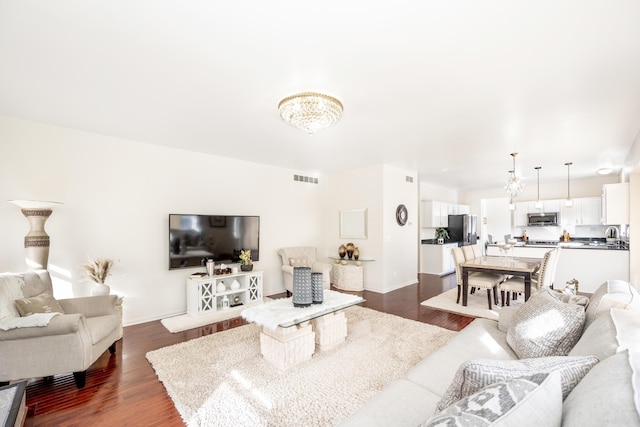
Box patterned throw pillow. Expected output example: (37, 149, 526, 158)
(14, 292, 65, 316)
(436, 355, 599, 411)
(507, 290, 585, 359)
(424, 372, 562, 426)
(289, 257, 309, 268)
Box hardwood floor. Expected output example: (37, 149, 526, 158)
(23, 273, 473, 426)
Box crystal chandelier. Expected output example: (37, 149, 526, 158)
(504, 153, 524, 197)
(278, 92, 343, 134)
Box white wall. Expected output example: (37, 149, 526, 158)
(0, 116, 328, 325)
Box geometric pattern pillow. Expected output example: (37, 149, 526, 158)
(289, 257, 309, 268)
(424, 372, 562, 427)
(14, 292, 65, 316)
(507, 290, 585, 359)
(435, 355, 599, 412)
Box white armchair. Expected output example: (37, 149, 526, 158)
(0, 270, 123, 388)
(278, 247, 332, 293)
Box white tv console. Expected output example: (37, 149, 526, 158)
(186, 270, 263, 318)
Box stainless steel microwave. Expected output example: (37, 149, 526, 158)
(527, 212, 559, 226)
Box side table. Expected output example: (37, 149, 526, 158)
(329, 258, 374, 291)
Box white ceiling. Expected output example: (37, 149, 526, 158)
(1, 1, 640, 191)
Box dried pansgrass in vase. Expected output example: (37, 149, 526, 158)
(82, 257, 114, 284)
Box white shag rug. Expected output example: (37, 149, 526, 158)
(421, 287, 524, 320)
(161, 306, 248, 333)
(146, 305, 456, 426)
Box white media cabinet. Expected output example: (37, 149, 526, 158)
(186, 270, 263, 318)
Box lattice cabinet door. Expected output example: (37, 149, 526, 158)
(199, 281, 215, 313)
(248, 273, 263, 302)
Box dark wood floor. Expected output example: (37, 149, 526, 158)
(23, 273, 473, 426)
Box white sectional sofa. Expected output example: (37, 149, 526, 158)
(340, 280, 640, 426)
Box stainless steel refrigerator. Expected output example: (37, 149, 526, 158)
(448, 214, 478, 246)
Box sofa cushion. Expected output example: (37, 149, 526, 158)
(423, 371, 562, 427)
(562, 350, 640, 426)
(436, 355, 598, 411)
(569, 310, 619, 361)
(289, 257, 309, 267)
(406, 318, 517, 396)
(336, 379, 442, 427)
(85, 315, 119, 345)
(507, 290, 585, 358)
(584, 280, 640, 330)
(14, 293, 65, 316)
(0, 274, 24, 319)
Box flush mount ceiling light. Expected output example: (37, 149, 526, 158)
(278, 92, 343, 135)
(597, 167, 613, 175)
(534, 166, 543, 209)
(505, 153, 524, 197)
(565, 162, 573, 207)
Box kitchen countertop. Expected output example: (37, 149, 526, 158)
(487, 241, 629, 251)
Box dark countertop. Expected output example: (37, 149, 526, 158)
(487, 240, 629, 251)
(421, 239, 458, 245)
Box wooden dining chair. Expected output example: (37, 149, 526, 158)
(452, 247, 503, 309)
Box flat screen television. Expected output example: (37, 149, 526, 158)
(169, 214, 260, 270)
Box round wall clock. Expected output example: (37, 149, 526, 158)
(396, 204, 408, 226)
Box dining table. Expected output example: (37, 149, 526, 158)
(460, 256, 541, 306)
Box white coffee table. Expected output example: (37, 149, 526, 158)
(241, 290, 364, 370)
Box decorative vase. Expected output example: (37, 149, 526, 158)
(90, 282, 110, 296)
(241, 264, 253, 272)
(311, 272, 324, 304)
(338, 244, 346, 259)
(230, 279, 240, 290)
(292, 267, 312, 308)
(353, 247, 360, 260)
(346, 242, 355, 259)
(437, 237, 444, 244)
(217, 282, 226, 292)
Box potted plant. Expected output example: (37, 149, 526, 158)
(239, 249, 253, 271)
(82, 256, 114, 295)
(435, 228, 449, 244)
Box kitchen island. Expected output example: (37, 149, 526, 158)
(486, 241, 629, 293)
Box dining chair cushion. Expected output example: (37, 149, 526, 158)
(435, 355, 598, 412)
(424, 372, 562, 427)
(507, 290, 585, 358)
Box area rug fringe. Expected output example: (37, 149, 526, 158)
(147, 305, 456, 426)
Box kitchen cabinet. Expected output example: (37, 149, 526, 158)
(562, 197, 603, 226)
(603, 183, 629, 225)
(555, 247, 629, 293)
(421, 201, 471, 228)
(420, 242, 458, 275)
(514, 202, 529, 227)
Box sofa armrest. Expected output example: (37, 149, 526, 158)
(282, 265, 294, 275)
(0, 313, 85, 340)
(58, 295, 119, 318)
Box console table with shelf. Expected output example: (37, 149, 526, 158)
(329, 258, 374, 291)
(186, 270, 263, 318)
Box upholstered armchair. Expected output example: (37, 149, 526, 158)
(278, 247, 332, 293)
(0, 270, 123, 388)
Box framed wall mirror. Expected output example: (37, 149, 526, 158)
(340, 208, 368, 239)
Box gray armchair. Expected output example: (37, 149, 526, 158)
(0, 270, 123, 388)
(278, 247, 332, 293)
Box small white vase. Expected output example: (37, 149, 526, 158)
(90, 282, 110, 296)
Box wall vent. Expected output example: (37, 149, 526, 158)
(293, 174, 318, 184)
(406, 176, 414, 183)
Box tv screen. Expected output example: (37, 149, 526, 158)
(169, 214, 260, 270)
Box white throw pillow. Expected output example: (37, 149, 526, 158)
(289, 257, 309, 268)
(507, 290, 585, 358)
(424, 371, 562, 427)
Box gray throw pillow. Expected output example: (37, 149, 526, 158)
(507, 290, 585, 359)
(424, 371, 562, 427)
(436, 355, 599, 411)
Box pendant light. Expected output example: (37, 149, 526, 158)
(505, 153, 524, 197)
(534, 166, 542, 209)
(507, 170, 516, 210)
(565, 162, 573, 207)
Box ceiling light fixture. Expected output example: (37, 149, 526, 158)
(534, 166, 542, 209)
(505, 153, 524, 197)
(597, 167, 613, 175)
(278, 92, 343, 135)
(565, 162, 573, 207)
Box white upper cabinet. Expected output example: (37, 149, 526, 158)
(603, 183, 630, 225)
(561, 196, 602, 226)
(421, 201, 471, 228)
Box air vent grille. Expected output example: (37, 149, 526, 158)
(293, 174, 318, 184)
(406, 176, 414, 183)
